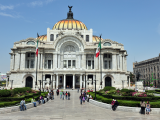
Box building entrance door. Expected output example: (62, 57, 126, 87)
(26, 76, 33, 88)
(105, 77, 111, 87)
(66, 76, 72, 89)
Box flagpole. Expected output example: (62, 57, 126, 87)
(100, 35, 102, 89)
(35, 54, 38, 86)
(35, 33, 39, 87)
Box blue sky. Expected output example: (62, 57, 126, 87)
(0, 0, 160, 73)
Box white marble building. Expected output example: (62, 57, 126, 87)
(7, 7, 130, 90)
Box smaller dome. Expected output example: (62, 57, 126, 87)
(37, 35, 47, 41)
(92, 35, 103, 42)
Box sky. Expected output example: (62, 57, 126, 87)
(0, 0, 160, 73)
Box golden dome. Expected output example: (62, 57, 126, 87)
(37, 35, 47, 41)
(52, 19, 88, 30)
(92, 35, 103, 42)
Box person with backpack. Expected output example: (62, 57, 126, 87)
(68, 92, 70, 100)
(79, 94, 83, 105)
(65, 91, 68, 100)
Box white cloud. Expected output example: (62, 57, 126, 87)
(30, 0, 54, 7)
(0, 12, 14, 17)
(0, 4, 14, 10)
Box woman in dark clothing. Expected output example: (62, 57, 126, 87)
(140, 99, 146, 114)
(68, 92, 70, 100)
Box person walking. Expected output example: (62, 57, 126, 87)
(140, 99, 146, 115)
(82, 95, 85, 104)
(79, 94, 83, 105)
(68, 92, 70, 100)
(146, 101, 151, 115)
(52, 90, 54, 100)
(77, 88, 79, 93)
(65, 91, 68, 100)
(60, 91, 62, 99)
(63, 91, 65, 100)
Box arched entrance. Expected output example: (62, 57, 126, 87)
(26, 76, 33, 88)
(105, 77, 111, 87)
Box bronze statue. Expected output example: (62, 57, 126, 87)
(68, 6, 73, 12)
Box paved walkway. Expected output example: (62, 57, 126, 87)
(1, 90, 160, 120)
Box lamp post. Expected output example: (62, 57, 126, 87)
(35, 82, 36, 90)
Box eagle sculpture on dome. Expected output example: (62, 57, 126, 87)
(68, 6, 73, 12)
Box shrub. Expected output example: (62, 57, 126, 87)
(103, 86, 116, 91)
(155, 89, 160, 92)
(0, 89, 11, 97)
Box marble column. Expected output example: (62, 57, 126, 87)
(82, 54, 86, 69)
(58, 54, 60, 68)
(79, 55, 81, 68)
(73, 74, 75, 89)
(63, 74, 66, 89)
(18, 53, 21, 69)
(83, 75, 85, 89)
(120, 55, 122, 71)
(61, 54, 63, 69)
(12, 54, 15, 70)
(53, 75, 55, 89)
(43, 75, 45, 89)
(101, 54, 104, 70)
(117, 54, 119, 70)
(43, 53, 45, 70)
(80, 74, 82, 89)
(40, 53, 43, 69)
(112, 54, 117, 70)
(125, 56, 127, 72)
(94, 54, 96, 70)
(86, 75, 88, 89)
(56, 74, 59, 89)
(10, 54, 13, 71)
(52, 54, 54, 69)
(20, 53, 25, 70)
(55, 54, 57, 69)
(38, 53, 40, 69)
(122, 55, 125, 71)
(76, 55, 78, 68)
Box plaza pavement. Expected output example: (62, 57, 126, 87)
(0, 90, 160, 120)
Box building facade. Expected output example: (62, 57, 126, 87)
(133, 54, 160, 87)
(7, 8, 129, 90)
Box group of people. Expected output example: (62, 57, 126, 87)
(79, 90, 92, 105)
(140, 100, 151, 115)
(60, 91, 71, 100)
(111, 99, 119, 111)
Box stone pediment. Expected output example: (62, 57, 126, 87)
(103, 39, 123, 46)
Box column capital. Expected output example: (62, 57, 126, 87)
(63, 74, 66, 75)
(73, 74, 75, 76)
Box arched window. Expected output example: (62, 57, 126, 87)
(27, 41, 35, 45)
(103, 42, 111, 46)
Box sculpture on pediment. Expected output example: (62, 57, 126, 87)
(64, 45, 75, 52)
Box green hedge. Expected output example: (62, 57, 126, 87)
(13, 87, 32, 95)
(0, 89, 11, 97)
(155, 89, 160, 92)
(120, 89, 135, 93)
(88, 92, 160, 108)
(103, 86, 116, 91)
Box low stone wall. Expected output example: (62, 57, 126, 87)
(0, 98, 48, 114)
(89, 99, 160, 114)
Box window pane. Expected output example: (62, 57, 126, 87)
(56, 34, 58, 38)
(68, 60, 71, 68)
(63, 60, 67, 68)
(88, 60, 91, 69)
(86, 35, 89, 42)
(31, 53, 35, 57)
(109, 61, 111, 69)
(30, 60, 34, 68)
(27, 60, 29, 68)
(27, 53, 30, 57)
(81, 35, 83, 38)
(48, 60, 51, 69)
(72, 60, 75, 68)
(104, 60, 107, 69)
(50, 34, 54, 41)
(92, 61, 94, 69)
